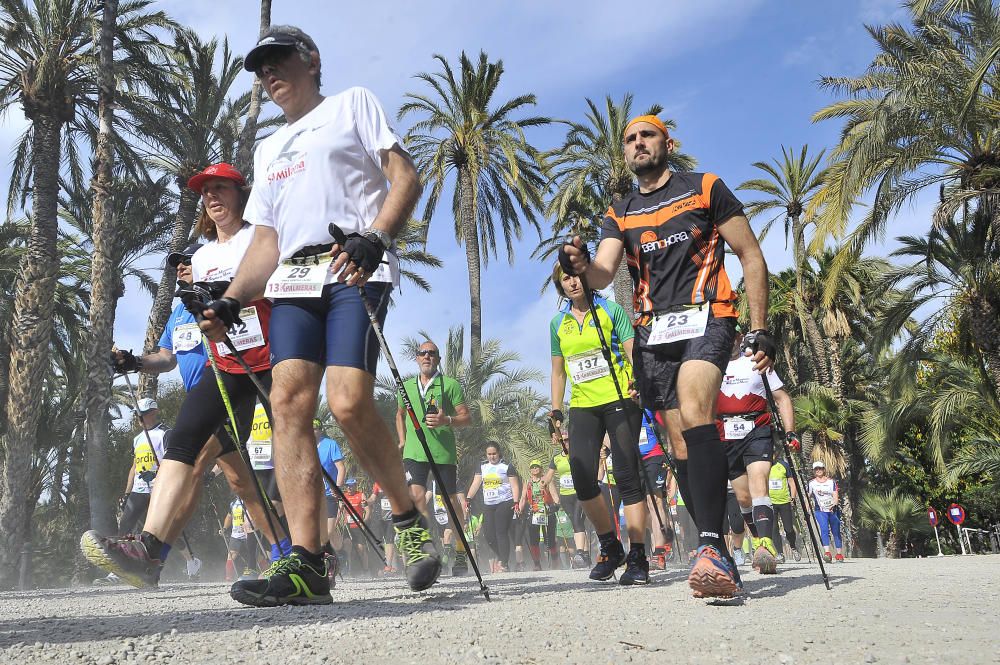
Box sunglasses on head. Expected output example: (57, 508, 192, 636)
(416, 350, 438, 357)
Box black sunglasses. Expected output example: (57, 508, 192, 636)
(416, 350, 438, 358)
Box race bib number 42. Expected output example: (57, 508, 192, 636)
(567, 349, 610, 384)
(217, 306, 265, 355)
(647, 305, 709, 346)
(265, 256, 333, 298)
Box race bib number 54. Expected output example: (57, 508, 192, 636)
(647, 305, 709, 346)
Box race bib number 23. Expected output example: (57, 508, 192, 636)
(647, 305, 709, 346)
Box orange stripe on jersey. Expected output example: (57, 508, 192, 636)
(700, 173, 719, 209)
(691, 227, 720, 304)
(620, 194, 704, 230)
(607, 205, 624, 232)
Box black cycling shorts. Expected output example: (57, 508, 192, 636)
(403, 459, 458, 495)
(633, 312, 736, 411)
(256, 468, 282, 502)
(723, 425, 774, 480)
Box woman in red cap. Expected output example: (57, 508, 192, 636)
(82, 163, 287, 591)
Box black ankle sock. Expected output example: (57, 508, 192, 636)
(597, 531, 618, 548)
(139, 532, 165, 561)
(752, 504, 774, 541)
(630, 542, 646, 557)
(291, 545, 323, 567)
(742, 510, 759, 538)
(682, 424, 728, 549)
(674, 459, 697, 523)
(391, 508, 420, 527)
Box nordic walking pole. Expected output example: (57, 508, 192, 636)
(576, 273, 671, 543)
(761, 374, 831, 590)
(200, 338, 283, 552)
(328, 225, 490, 600)
(212, 335, 388, 566)
(120, 369, 196, 558)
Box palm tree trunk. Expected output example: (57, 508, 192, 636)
(612, 259, 634, 318)
(608, 190, 635, 318)
(458, 167, 482, 359)
(83, 0, 119, 535)
(0, 112, 63, 585)
(886, 531, 899, 559)
(791, 215, 830, 386)
(137, 187, 200, 398)
(826, 338, 844, 400)
(234, 0, 271, 175)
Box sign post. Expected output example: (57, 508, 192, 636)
(946, 503, 967, 555)
(928, 507, 944, 557)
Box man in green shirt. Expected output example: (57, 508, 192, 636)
(395, 340, 472, 574)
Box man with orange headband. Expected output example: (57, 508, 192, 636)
(558, 114, 773, 599)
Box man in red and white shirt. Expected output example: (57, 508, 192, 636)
(716, 329, 797, 574)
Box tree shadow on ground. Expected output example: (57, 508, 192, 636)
(0, 582, 491, 648)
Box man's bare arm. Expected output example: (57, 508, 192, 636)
(772, 388, 795, 432)
(560, 236, 625, 290)
(140, 348, 177, 374)
(717, 214, 768, 331)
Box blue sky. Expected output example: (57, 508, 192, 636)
(2, 0, 937, 392)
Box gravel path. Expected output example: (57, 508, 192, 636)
(1, 555, 998, 665)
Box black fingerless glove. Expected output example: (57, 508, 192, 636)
(342, 233, 385, 274)
(203, 297, 243, 330)
(557, 240, 590, 276)
(742, 329, 777, 362)
(110, 349, 141, 373)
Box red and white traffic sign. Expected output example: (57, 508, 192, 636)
(946, 503, 966, 526)
(927, 507, 938, 526)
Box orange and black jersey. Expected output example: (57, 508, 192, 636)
(601, 172, 743, 321)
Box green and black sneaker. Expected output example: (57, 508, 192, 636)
(394, 514, 442, 592)
(229, 552, 331, 607)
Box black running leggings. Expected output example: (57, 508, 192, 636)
(163, 368, 272, 466)
(772, 501, 797, 548)
(726, 492, 745, 535)
(528, 512, 558, 551)
(118, 492, 150, 535)
(568, 400, 644, 504)
(482, 500, 515, 565)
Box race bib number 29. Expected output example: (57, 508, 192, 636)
(265, 256, 332, 298)
(647, 305, 709, 346)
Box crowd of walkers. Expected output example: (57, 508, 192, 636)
(79, 24, 846, 607)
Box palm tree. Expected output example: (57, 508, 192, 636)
(398, 51, 550, 357)
(61, 174, 173, 531)
(128, 31, 254, 397)
(811, 0, 1000, 253)
(738, 146, 829, 385)
(0, 0, 172, 582)
(234, 0, 271, 176)
(541, 95, 696, 309)
(859, 488, 929, 558)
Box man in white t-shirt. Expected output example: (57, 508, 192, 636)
(199, 25, 438, 607)
(715, 330, 797, 575)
